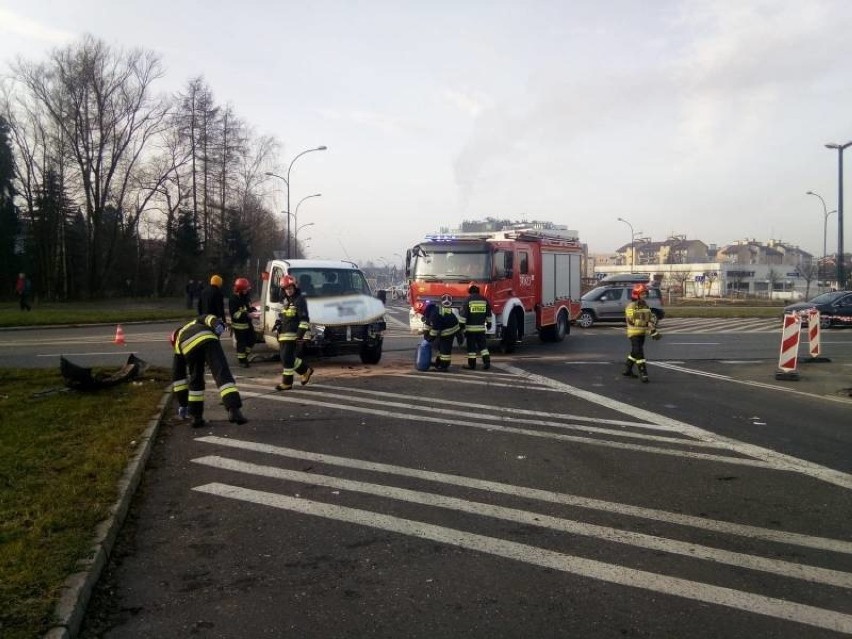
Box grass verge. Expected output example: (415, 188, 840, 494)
(0, 299, 192, 328)
(0, 367, 170, 639)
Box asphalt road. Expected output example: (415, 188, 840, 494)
(6, 307, 852, 637)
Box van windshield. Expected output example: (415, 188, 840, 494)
(412, 245, 491, 280)
(288, 268, 372, 298)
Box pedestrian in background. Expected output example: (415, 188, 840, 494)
(229, 277, 256, 368)
(198, 274, 226, 324)
(274, 274, 314, 390)
(171, 314, 248, 428)
(185, 279, 196, 309)
(15, 272, 31, 311)
(623, 283, 661, 383)
(459, 284, 492, 370)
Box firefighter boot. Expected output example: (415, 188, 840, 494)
(482, 354, 491, 370)
(638, 363, 649, 383)
(467, 357, 476, 370)
(191, 416, 206, 428)
(276, 374, 294, 391)
(300, 367, 314, 386)
(622, 359, 637, 378)
(228, 407, 248, 425)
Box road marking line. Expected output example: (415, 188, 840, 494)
(193, 454, 852, 588)
(194, 482, 852, 634)
(237, 389, 771, 467)
(308, 383, 670, 431)
(652, 361, 852, 406)
(500, 364, 852, 490)
(196, 436, 852, 554)
(238, 384, 724, 448)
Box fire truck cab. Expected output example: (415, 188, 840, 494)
(405, 226, 584, 352)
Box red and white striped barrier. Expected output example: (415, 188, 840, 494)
(807, 309, 821, 358)
(775, 313, 801, 380)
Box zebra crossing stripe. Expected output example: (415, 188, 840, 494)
(194, 482, 852, 634)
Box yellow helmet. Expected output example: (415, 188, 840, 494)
(210, 274, 223, 287)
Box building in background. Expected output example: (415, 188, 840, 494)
(594, 236, 819, 300)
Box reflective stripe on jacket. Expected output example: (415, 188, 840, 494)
(229, 293, 253, 331)
(278, 291, 310, 342)
(175, 315, 220, 355)
(427, 306, 460, 338)
(625, 301, 653, 338)
(459, 294, 492, 332)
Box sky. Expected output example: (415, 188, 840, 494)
(2, 0, 852, 268)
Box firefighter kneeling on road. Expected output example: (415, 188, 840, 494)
(623, 283, 661, 383)
(274, 274, 314, 391)
(171, 314, 248, 428)
(229, 277, 256, 368)
(459, 284, 492, 370)
(423, 298, 460, 370)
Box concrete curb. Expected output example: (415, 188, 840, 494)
(43, 389, 173, 639)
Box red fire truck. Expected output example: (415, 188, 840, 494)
(405, 226, 585, 352)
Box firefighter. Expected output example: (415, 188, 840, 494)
(229, 277, 256, 368)
(459, 284, 492, 370)
(274, 274, 314, 390)
(198, 274, 226, 324)
(424, 298, 461, 370)
(171, 314, 248, 427)
(623, 283, 662, 383)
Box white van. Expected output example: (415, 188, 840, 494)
(256, 259, 387, 363)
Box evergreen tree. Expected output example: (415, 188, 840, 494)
(0, 116, 19, 291)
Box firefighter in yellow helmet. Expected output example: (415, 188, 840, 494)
(229, 277, 256, 368)
(197, 274, 226, 324)
(274, 274, 314, 390)
(623, 283, 661, 383)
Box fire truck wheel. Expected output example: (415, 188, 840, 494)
(501, 314, 520, 353)
(540, 309, 569, 343)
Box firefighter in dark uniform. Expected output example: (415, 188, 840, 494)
(229, 277, 256, 368)
(424, 298, 461, 370)
(198, 274, 226, 324)
(623, 283, 661, 383)
(171, 314, 248, 427)
(458, 284, 492, 370)
(275, 274, 314, 390)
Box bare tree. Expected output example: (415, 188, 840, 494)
(11, 35, 168, 295)
(797, 260, 818, 300)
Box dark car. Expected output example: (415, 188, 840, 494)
(783, 290, 852, 328)
(577, 283, 665, 328)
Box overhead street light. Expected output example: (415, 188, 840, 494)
(617, 217, 635, 272)
(295, 222, 315, 257)
(265, 145, 327, 258)
(824, 141, 852, 287)
(292, 193, 321, 258)
(806, 190, 837, 290)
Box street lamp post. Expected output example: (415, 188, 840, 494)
(617, 217, 635, 272)
(265, 145, 327, 258)
(292, 193, 321, 258)
(294, 222, 315, 258)
(825, 141, 852, 287)
(806, 190, 837, 290)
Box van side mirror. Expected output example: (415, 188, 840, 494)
(377, 289, 387, 304)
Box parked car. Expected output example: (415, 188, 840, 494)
(783, 290, 852, 328)
(577, 282, 665, 328)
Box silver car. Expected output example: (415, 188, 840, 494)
(577, 284, 665, 328)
